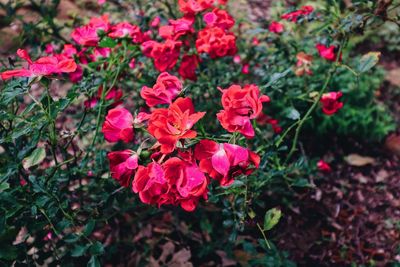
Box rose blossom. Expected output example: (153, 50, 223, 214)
(102, 107, 134, 143)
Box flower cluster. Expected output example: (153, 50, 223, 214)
(102, 69, 261, 211)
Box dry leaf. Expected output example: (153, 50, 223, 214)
(385, 68, 400, 87)
(344, 154, 376, 166)
(385, 134, 400, 156)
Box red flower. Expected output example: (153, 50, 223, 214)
(203, 8, 235, 30)
(178, 54, 199, 81)
(141, 72, 183, 107)
(317, 160, 332, 172)
(159, 16, 195, 40)
(163, 157, 208, 211)
(88, 15, 110, 32)
(194, 140, 260, 186)
(316, 44, 338, 62)
(108, 150, 139, 187)
(196, 27, 237, 59)
(268, 21, 284, 33)
(132, 158, 208, 212)
(1, 49, 77, 80)
(281, 5, 314, 22)
(71, 15, 110, 46)
(85, 86, 123, 108)
(320, 91, 344, 115)
(71, 26, 100, 46)
(142, 39, 182, 72)
(132, 162, 170, 206)
(148, 97, 205, 154)
(108, 22, 143, 43)
(178, 0, 214, 14)
(216, 84, 270, 138)
(102, 107, 134, 143)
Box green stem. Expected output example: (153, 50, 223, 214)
(256, 223, 271, 249)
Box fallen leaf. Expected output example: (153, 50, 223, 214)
(386, 68, 400, 87)
(375, 169, 389, 182)
(385, 134, 400, 156)
(344, 154, 376, 166)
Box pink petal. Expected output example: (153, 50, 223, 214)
(211, 145, 230, 176)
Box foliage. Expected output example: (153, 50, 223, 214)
(0, 0, 398, 266)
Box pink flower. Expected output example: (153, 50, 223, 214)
(320, 91, 344, 115)
(102, 107, 134, 143)
(45, 44, 55, 54)
(129, 58, 136, 69)
(1, 49, 77, 80)
(268, 21, 284, 33)
(241, 63, 249, 74)
(71, 15, 110, 46)
(61, 44, 78, 58)
(150, 17, 161, 28)
(160, 16, 195, 40)
(194, 140, 260, 186)
(317, 160, 332, 172)
(233, 55, 241, 64)
(108, 150, 139, 187)
(216, 84, 270, 138)
(88, 15, 110, 32)
(71, 26, 100, 46)
(141, 72, 183, 107)
(108, 22, 143, 43)
(134, 112, 151, 124)
(203, 8, 235, 30)
(316, 44, 338, 62)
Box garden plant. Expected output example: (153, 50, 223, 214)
(0, 0, 399, 266)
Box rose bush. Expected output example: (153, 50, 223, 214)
(0, 0, 397, 265)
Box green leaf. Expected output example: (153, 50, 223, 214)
(285, 108, 300, 120)
(358, 52, 381, 73)
(0, 182, 10, 192)
(89, 241, 104, 256)
(266, 68, 292, 87)
(0, 245, 18, 260)
(22, 147, 46, 170)
(71, 244, 89, 257)
(99, 37, 117, 48)
(292, 178, 313, 188)
(83, 220, 96, 237)
(263, 208, 282, 231)
(87, 256, 100, 267)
